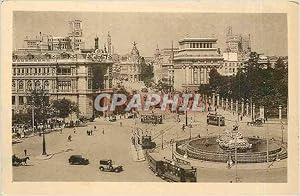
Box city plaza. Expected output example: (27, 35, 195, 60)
(12, 20, 288, 182)
(13, 106, 287, 182)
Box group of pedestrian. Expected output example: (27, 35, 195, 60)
(87, 130, 93, 136)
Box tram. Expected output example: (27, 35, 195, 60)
(207, 113, 225, 126)
(146, 152, 197, 182)
(141, 114, 163, 124)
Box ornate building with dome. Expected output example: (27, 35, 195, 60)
(119, 42, 142, 82)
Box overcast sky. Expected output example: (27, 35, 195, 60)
(13, 12, 287, 57)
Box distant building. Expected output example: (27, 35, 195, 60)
(225, 26, 251, 61)
(153, 45, 179, 86)
(218, 52, 244, 76)
(12, 20, 114, 118)
(17, 20, 84, 54)
(173, 37, 223, 91)
(119, 42, 142, 82)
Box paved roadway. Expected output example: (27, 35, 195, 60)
(13, 109, 287, 182)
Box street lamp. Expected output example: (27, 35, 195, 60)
(234, 131, 238, 182)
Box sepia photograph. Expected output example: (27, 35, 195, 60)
(1, 0, 298, 195)
(11, 11, 288, 183)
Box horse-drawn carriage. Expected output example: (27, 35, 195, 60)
(12, 155, 30, 166)
(247, 118, 264, 127)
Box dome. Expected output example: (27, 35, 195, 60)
(131, 42, 140, 57)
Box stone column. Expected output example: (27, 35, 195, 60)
(230, 99, 233, 111)
(190, 67, 194, 84)
(225, 98, 228, 110)
(279, 105, 282, 120)
(241, 101, 244, 116)
(259, 106, 264, 119)
(235, 100, 238, 113)
(221, 98, 224, 109)
(216, 94, 220, 107)
(203, 68, 207, 84)
(186, 66, 190, 85)
(252, 104, 256, 119)
(246, 102, 249, 116)
(212, 93, 215, 107)
(197, 67, 200, 84)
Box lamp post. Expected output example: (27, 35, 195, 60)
(234, 131, 238, 182)
(170, 139, 174, 160)
(42, 127, 47, 155)
(189, 125, 192, 140)
(263, 81, 269, 169)
(281, 121, 284, 144)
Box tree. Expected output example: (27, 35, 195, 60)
(52, 98, 79, 121)
(198, 51, 288, 113)
(140, 57, 154, 85)
(27, 88, 50, 126)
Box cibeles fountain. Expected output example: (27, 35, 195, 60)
(175, 127, 287, 163)
(216, 129, 252, 151)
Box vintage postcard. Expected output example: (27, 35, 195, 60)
(1, 0, 298, 195)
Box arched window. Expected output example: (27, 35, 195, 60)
(19, 81, 24, 90)
(27, 81, 32, 90)
(44, 80, 49, 90)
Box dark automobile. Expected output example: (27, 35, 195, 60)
(68, 155, 89, 165)
(99, 159, 123, 172)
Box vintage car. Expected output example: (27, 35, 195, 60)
(68, 155, 89, 165)
(99, 159, 123, 173)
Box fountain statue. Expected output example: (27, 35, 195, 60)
(216, 127, 252, 151)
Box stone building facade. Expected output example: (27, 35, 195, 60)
(173, 37, 223, 91)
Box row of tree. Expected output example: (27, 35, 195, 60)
(200, 52, 288, 112)
(13, 89, 79, 126)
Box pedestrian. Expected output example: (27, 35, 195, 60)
(91, 130, 93, 135)
(73, 128, 76, 134)
(86, 130, 89, 135)
(24, 149, 27, 156)
(120, 121, 122, 127)
(94, 126, 96, 131)
(182, 124, 185, 131)
(102, 128, 105, 134)
(68, 135, 72, 142)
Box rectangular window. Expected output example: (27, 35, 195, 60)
(12, 96, 15, 105)
(13, 68, 16, 75)
(19, 96, 24, 105)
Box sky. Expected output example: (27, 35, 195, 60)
(13, 12, 287, 57)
